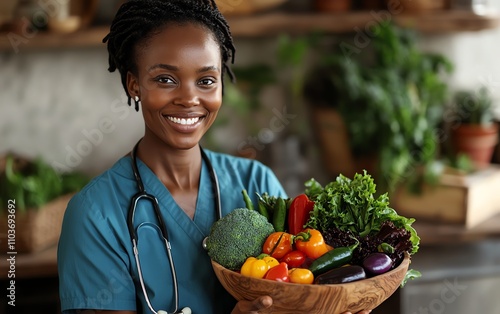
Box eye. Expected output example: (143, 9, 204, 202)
(198, 78, 216, 86)
(154, 76, 176, 84)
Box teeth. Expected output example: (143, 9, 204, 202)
(167, 116, 200, 125)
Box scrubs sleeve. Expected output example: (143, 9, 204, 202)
(58, 191, 136, 313)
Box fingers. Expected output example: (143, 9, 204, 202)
(232, 296, 273, 314)
(254, 296, 273, 310)
(342, 311, 372, 314)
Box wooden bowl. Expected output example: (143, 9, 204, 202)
(212, 253, 410, 313)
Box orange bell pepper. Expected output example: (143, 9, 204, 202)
(294, 228, 331, 260)
(262, 232, 294, 259)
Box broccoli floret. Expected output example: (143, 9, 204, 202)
(206, 208, 274, 270)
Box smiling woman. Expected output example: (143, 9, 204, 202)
(126, 23, 223, 154)
(55, 1, 369, 314)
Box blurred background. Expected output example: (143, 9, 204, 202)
(1, 0, 500, 313)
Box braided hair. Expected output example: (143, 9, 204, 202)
(103, 0, 236, 111)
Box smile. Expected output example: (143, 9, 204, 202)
(166, 116, 201, 125)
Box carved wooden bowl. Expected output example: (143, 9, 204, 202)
(212, 253, 410, 314)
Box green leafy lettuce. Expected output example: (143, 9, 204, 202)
(305, 171, 420, 255)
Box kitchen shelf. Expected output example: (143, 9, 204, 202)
(1, 10, 499, 51)
(228, 10, 500, 36)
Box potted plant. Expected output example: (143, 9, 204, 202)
(448, 87, 499, 170)
(304, 21, 453, 193)
(0, 154, 89, 253)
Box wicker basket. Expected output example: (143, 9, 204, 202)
(1, 193, 73, 253)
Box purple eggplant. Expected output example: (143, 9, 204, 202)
(314, 265, 366, 284)
(363, 253, 393, 275)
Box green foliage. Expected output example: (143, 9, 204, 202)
(451, 87, 495, 126)
(304, 172, 420, 255)
(0, 155, 89, 212)
(401, 269, 422, 287)
(307, 22, 453, 192)
(202, 64, 276, 151)
(205, 208, 275, 270)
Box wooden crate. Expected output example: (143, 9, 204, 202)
(1, 194, 73, 253)
(392, 165, 500, 229)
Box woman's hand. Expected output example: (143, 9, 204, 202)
(230, 296, 371, 314)
(231, 296, 273, 314)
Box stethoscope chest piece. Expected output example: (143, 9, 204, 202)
(202, 237, 208, 250)
(157, 308, 192, 314)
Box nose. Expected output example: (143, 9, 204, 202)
(173, 84, 200, 107)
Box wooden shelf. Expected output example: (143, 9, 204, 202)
(0, 26, 109, 52)
(228, 10, 500, 37)
(1, 10, 499, 51)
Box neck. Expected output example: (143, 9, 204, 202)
(135, 137, 202, 192)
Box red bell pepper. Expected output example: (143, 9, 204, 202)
(264, 262, 289, 282)
(288, 194, 315, 235)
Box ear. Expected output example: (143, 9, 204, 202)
(126, 71, 140, 98)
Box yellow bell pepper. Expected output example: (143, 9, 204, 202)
(240, 254, 279, 279)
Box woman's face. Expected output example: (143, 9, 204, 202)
(127, 23, 223, 150)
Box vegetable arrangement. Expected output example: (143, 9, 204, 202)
(207, 171, 421, 287)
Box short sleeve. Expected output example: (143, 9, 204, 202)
(57, 192, 136, 313)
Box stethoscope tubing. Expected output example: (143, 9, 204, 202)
(128, 140, 221, 314)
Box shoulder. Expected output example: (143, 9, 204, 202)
(204, 149, 287, 199)
(75, 156, 133, 195)
(204, 150, 276, 179)
(65, 156, 134, 219)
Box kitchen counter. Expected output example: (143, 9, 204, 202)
(414, 212, 500, 245)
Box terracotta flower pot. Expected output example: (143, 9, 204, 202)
(451, 123, 499, 170)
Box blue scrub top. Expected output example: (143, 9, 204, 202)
(57, 150, 287, 314)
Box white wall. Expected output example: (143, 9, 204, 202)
(420, 29, 500, 114)
(0, 48, 144, 175)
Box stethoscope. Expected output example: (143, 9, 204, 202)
(127, 140, 222, 314)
